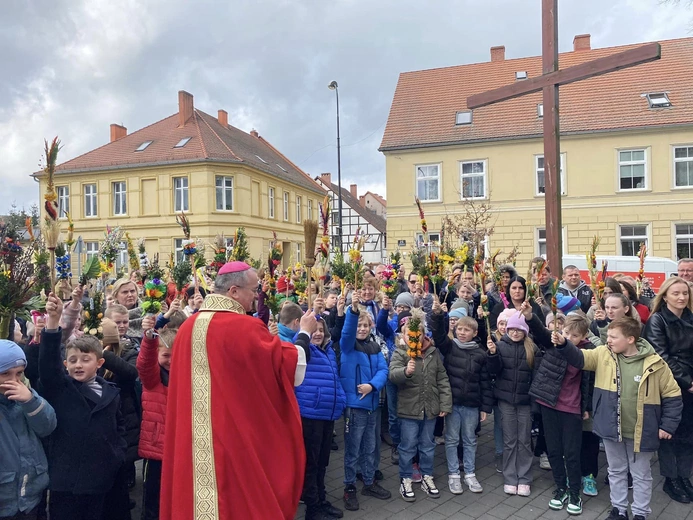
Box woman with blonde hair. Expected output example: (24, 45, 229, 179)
(111, 278, 144, 337)
(644, 276, 693, 504)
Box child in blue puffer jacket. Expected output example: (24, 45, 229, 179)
(341, 290, 391, 511)
(295, 302, 346, 520)
(0, 339, 57, 519)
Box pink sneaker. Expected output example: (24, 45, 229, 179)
(504, 485, 517, 495)
(517, 484, 531, 496)
(412, 463, 422, 483)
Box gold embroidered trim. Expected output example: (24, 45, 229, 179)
(191, 311, 219, 519)
(200, 293, 246, 315)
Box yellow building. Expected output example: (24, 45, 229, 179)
(380, 35, 693, 263)
(33, 91, 326, 271)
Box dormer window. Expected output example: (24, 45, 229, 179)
(516, 71, 528, 80)
(537, 104, 544, 118)
(455, 111, 473, 125)
(645, 92, 671, 108)
(174, 137, 192, 148)
(135, 141, 153, 152)
(255, 155, 269, 164)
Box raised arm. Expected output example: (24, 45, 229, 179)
(428, 308, 453, 357)
(137, 335, 162, 390)
(39, 293, 69, 396)
(340, 306, 359, 355)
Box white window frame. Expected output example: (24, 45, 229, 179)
(415, 232, 441, 252)
(296, 242, 302, 264)
(113, 181, 127, 215)
(617, 148, 648, 192)
(84, 183, 97, 217)
(308, 199, 313, 221)
(215, 176, 233, 211)
(115, 242, 128, 272)
(57, 186, 69, 218)
(85, 241, 99, 260)
(415, 163, 441, 202)
(174, 176, 189, 212)
(268, 187, 275, 219)
(459, 160, 488, 200)
(675, 223, 693, 260)
(283, 191, 289, 221)
(174, 238, 185, 265)
(536, 227, 567, 257)
(535, 153, 567, 196)
(673, 145, 693, 189)
(296, 195, 302, 223)
(619, 224, 649, 256)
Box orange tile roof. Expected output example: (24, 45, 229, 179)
(380, 37, 693, 151)
(44, 106, 325, 195)
(364, 191, 387, 207)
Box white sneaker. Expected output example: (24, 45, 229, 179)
(400, 478, 416, 502)
(448, 474, 464, 495)
(539, 453, 551, 470)
(504, 484, 517, 495)
(464, 473, 483, 493)
(517, 484, 531, 496)
(421, 475, 440, 498)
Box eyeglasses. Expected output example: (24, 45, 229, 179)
(408, 279, 417, 284)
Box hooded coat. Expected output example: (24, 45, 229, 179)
(558, 279, 594, 314)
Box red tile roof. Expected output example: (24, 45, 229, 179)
(362, 191, 387, 207)
(380, 37, 693, 151)
(43, 106, 325, 195)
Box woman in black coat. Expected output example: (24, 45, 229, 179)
(643, 276, 693, 504)
(489, 276, 545, 330)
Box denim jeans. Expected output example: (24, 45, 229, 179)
(493, 404, 503, 456)
(398, 417, 436, 478)
(386, 380, 401, 445)
(358, 406, 382, 474)
(444, 405, 480, 475)
(344, 407, 378, 486)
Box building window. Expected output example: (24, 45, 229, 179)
(415, 164, 440, 202)
(416, 232, 441, 252)
(308, 199, 313, 221)
(536, 154, 566, 196)
(536, 227, 567, 257)
(674, 146, 693, 188)
(215, 176, 233, 211)
(332, 210, 340, 225)
(460, 160, 487, 199)
(174, 238, 184, 264)
(618, 149, 646, 190)
(283, 192, 289, 221)
(85, 241, 99, 260)
(620, 225, 648, 256)
(84, 184, 97, 217)
(268, 187, 275, 218)
(56, 186, 69, 218)
(296, 242, 302, 264)
(296, 195, 302, 223)
(676, 224, 693, 260)
(455, 111, 472, 125)
(116, 243, 128, 273)
(113, 182, 127, 215)
(174, 177, 189, 212)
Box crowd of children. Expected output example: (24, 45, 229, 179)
(2, 259, 693, 520)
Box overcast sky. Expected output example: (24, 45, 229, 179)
(1, 0, 690, 214)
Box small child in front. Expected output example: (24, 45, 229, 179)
(39, 293, 126, 520)
(555, 317, 682, 520)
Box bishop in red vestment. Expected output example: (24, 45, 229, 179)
(160, 262, 316, 519)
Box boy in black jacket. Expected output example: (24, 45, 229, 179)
(40, 293, 126, 520)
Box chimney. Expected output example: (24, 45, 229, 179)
(217, 109, 228, 127)
(110, 124, 127, 143)
(359, 195, 366, 207)
(178, 90, 194, 127)
(573, 34, 591, 51)
(491, 45, 505, 62)
(350, 184, 358, 198)
(319, 173, 332, 186)
(250, 129, 259, 138)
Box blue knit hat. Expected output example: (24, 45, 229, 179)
(448, 308, 468, 319)
(0, 340, 27, 373)
(556, 294, 581, 314)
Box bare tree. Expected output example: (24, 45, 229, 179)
(441, 198, 497, 258)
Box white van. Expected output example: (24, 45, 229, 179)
(561, 255, 678, 291)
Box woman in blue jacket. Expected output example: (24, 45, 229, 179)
(295, 316, 346, 520)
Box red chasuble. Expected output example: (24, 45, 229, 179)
(160, 295, 306, 519)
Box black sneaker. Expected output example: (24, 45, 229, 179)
(343, 485, 359, 511)
(361, 482, 391, 500)
(305, 508, 334, 520)
(632, 516, 645, 520)
(374, 470, 384, 481)
(664, 477, 691, 503)
(680, 477, 693, 501)
(549, 488, 568, 510)
(566, 491, 582, 515)
(391, 445, 400, 464)
(604, 508, 629, 520)
(321, 500, 344, 518)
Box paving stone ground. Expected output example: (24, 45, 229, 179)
(131, 414, 693, 519)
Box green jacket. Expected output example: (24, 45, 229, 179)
(558, 337, 682, 452)
(389, 344, 453, 420)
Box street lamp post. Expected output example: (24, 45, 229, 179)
(328, 80, 343, 254)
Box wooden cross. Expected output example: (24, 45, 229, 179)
(467, 0, 660, 273)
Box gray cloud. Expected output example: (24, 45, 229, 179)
(1, 0, 689, 213)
